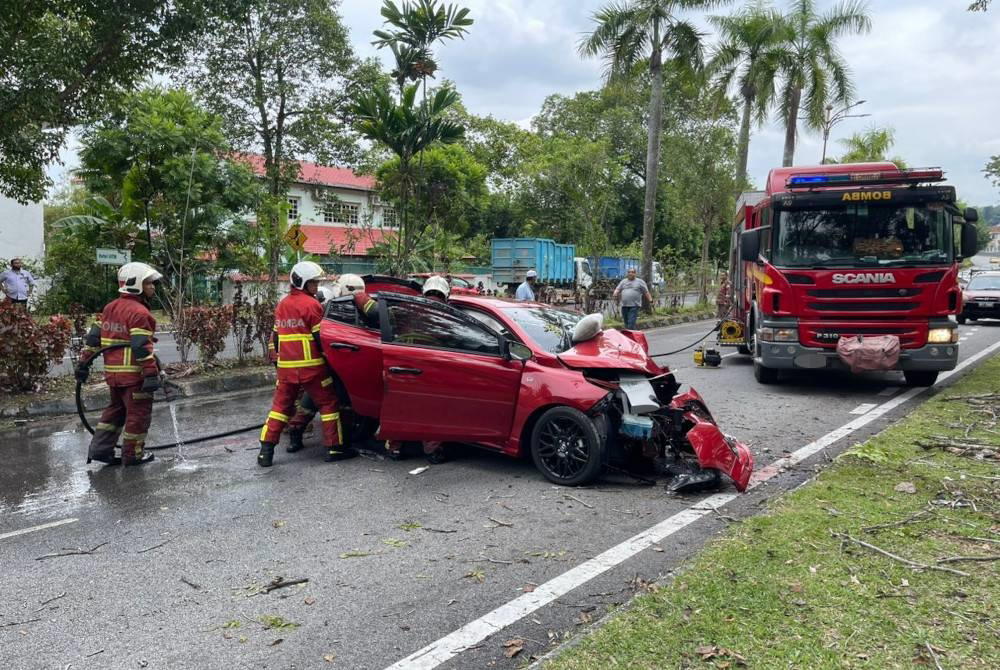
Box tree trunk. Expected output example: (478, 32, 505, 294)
(782, 86, 802, 167)
(699, 215, 712, 305)
(736, 94, 753, 188)
(641, 44, 664, 312)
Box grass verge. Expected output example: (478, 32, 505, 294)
(544, 355, 1000, 670)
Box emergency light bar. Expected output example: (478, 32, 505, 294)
(787, 167, 944, 188)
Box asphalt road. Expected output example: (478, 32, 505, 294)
(5, 318, 1000, 669)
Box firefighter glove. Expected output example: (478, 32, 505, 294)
(140, 374, 161, 393)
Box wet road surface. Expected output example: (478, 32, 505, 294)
(3, 318, 1000, 670)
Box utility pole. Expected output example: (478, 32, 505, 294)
(820, 100, 870, 163)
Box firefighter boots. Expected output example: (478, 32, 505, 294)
(123, 453, 155, 467)
(258, 442, 276, 467)
(287, 430, 305, 453)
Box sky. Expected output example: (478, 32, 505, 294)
(50, 0, 1000, 206)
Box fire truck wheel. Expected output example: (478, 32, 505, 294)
(903, 370, 938, 387)
(753, 359, 779, 384)
(956, 314, 967, 325)
(737, 344, 751, 355)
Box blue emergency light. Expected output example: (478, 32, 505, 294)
(787, 174, 851, 185)
(787, 168, 944, 188)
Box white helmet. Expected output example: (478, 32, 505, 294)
(290, 261, 324, 290)
(337, 273, 366, 295)
(316, 286, 336, 304)
(422, 275, 450, 300)
(118, 262, 162, 295)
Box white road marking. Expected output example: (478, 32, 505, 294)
(384, 336, 1000, 670)
(0, 517, 78, 541)
(849, 403, 878, 415)
(876, 387, 900, 397)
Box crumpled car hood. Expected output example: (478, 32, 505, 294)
(557, 329, 660, 375)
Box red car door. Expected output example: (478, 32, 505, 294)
(319, 297, 384, 419)
(377, 296, 523, 444)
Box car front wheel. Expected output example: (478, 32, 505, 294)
(530, 406, 604, 486)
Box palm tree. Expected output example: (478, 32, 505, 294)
(837, 125, 905, 166)
(580, 0, 727, 294)
(373, 0, 473, 95)
(708, 2, 789, 188)
(777, 0, 871, 166)
(351, 83, 465, 274)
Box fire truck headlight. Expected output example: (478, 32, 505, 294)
(759, 327, 798, 343)
(928, 328, 958, 344)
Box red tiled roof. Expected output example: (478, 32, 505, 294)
(236, 154, 376, 191)
(300, 225, 390, 256)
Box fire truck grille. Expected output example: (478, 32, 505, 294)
(808, 302, 919, 312)
(807, 288, 922, 298)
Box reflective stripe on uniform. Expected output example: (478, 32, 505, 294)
(268, 411, 290, 423)
(278, 333, 313, 342)
(320, 412, 339, 422)
(122, 431, 147, 442)
(129, 328, 154, 336)
(276, 358, 325, 368)
(311, 323, 321, 333)
(320, 377, 333, 387)
(100, 338, 129, 346)
(260, 424, 270, 441)
(363, 299, 376, 313)
(95, 422, 122, 433)
(105, 365, 142, 373)
(132, 392, 153, 400)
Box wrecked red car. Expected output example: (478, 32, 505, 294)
(320, 279, 753, 491)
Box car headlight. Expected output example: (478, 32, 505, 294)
(759, 327, 798, 343)
(928, 328, 958, 344)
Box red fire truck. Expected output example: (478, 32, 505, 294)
(723, 162, 980, 386)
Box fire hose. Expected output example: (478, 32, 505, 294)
(75, 344, 263, 458)
(649, 305, 733, 359)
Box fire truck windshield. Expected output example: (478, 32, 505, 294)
(773, 202, 952, 268)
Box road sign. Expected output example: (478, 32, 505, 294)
(284, 224, 308, 252)
(96, 248, 131, 265)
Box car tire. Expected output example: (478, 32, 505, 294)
(737, 344, 751, 355)
(752, 327, 779, 384)
(530, 406, 605, 486)
(956, 314, 967, 325)
(904, 370, 938, 387)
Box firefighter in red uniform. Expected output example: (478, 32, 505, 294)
(76, 262, 163, 466)
(258, 262, 357, 467)
(285, 274, 376, 452)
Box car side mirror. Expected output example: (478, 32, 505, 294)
(740, 228, 761, 262)
(505, 340, 533, 362)
(960, 223, 979, 259)
(964, 207, 979, 223)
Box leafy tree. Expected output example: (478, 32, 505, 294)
(352, 84, 466, 274)
(708, 2, 789, 188)
(579, 0, 724, 298)
(836, 125, 906, 166)
(0, 0, 224, 203)
(985, 155, 1000, 190)
(776, 0, 871, 166)
(968, 1, 991, 10)
(74, 88, 260, 360)
(183, 0, 377, 284)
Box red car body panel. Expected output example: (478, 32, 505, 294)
(557, 329, 661, 375)
(671, 389, 754, 492)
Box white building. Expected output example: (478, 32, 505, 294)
(0, 196, 44, 264)
(988, 225, 1000, 253)
(239, 155, 395, 258)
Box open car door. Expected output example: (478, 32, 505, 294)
(320, 297, 384, 419)
(377, 295, 523, 444)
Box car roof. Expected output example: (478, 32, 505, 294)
(970, 270, 1000, 277)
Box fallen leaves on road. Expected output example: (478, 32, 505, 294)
(382, 538, 408, 549)
(270, 638, 283, 646)
(894, 482, 917, 494)
(323, 653, 336, 663)
(272, 520, 286, 528)
(339, 550, 373, 559)
(503, 639, 524, 658)
(398, 521, 422, 531)
(463, 570, 486, 583)
(258, 615, 299, 630)
(304, 597, 316, 606)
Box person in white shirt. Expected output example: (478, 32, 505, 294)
(515, 270, 537, 301)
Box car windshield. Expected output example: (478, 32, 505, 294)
(967, 275, 1000, 291)
(773, 202, 953, 268)
(503, 306, 584, 354)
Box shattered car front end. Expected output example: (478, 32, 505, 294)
(560, 330, 753, 493)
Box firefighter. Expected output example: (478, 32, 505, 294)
(284, 274, 375, 453)
(258, 261, 357, 467)
(422, 275, 450, 302)
(76, 262, 163, 466)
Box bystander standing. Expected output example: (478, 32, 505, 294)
(613, 267, 652, 330)
(1, 258, 35, 310)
